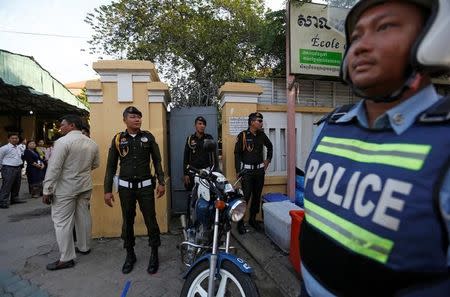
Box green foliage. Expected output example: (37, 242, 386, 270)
(254, 9, 286, 77)
(85, 0, 267, 106)
(76, 87, 89, 108)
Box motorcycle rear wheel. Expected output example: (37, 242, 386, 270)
(180, 260, 260, 297)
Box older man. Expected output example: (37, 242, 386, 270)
(43, 114, 100, 270)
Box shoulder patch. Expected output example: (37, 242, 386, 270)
(418, 95, 450, 124)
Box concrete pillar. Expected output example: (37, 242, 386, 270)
(219, 82, 263, 180)
(86, 60, 170, 238)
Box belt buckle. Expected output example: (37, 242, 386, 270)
(131, 181, 138, 189)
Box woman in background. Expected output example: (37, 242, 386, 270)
(23, 140, 46, 198)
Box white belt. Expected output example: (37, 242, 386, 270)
(118, 178, 152, 189)
(242, 163, 264, 170)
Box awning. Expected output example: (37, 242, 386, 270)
(0, 49, 89, 117)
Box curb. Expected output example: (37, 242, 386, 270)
(232, 227, 301, 297)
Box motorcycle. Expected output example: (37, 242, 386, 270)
(179, 158, 260, 297)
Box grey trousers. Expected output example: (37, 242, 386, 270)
(0, 165, 22, 206)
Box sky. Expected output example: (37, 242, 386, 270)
(0, 0, 285, 85)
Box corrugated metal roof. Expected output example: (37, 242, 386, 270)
(0, 49, 89, 114)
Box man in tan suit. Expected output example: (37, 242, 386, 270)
(43, 114, 100, 270)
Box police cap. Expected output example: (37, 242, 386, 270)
(248, 112, 263, 125)
(194, 116, 207, 125)
(123, 106, 142, 118)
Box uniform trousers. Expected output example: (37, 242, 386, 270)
(119, 185, 161, 248)
(241, 168, 265, 218)
(51, 190, 92, 261)
(0, 165, 22, 206)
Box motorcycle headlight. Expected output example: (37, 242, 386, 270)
(227, 199, 247, 222)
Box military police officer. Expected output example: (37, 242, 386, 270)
(183, 116, 218, 190)
(104, 106, 165, 275)
(234, 112, 273, 234)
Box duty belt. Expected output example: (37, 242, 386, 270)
(118, 178, 152, 189)
(242, 162, 264, 170)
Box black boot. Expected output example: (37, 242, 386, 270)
(237, 220, 247, 234)
(147, 246, 159, 274)
(122, 248, 136, 274)
(249, 216, 262, 232)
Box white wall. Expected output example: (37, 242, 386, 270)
(262, 111, 325, 176)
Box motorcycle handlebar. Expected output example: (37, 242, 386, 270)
(186, 165, 217, 181)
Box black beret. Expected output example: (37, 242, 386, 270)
(195, 116, 207, 125)
(123, 106, 142, 117)
(248, 112, 263, 120)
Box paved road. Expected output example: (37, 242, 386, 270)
(0, 180, 283, 297)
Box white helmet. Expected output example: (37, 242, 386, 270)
(340, 0, 450, 101)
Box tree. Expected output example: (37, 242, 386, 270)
(85, 0, 266, 106)
(254, 9, 286, 77)
(76, 87, 89, 108)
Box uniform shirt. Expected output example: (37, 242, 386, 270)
(104, 130, 165, 193)
(303, 84, 450, 296)
(183, 133, 218, 175)
(43, 130, 100, 196)
(234, 129, 273, 173)
(0, 143, 23, 167)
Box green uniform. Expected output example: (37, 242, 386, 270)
(104, 130, 165, 248)
(183, 133, 218, 190)
(234, 129, 273, 217)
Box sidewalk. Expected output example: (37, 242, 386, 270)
(0, 180, 185, 297)
(232, 226, 301, 297)
(0, 180, 299, 296)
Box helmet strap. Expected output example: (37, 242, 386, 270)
(351, 70, 419, 103)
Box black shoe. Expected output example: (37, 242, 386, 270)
(0, 205, 9, 209)
(237, 221, 247, 235)
(147, 247, 159, 274)
(75, 247, 91, 255)
(46, 260, 75, 271)
(10, 199, 26, 204)
(122, 249, 137, 274)
(249, 219, 262, 232)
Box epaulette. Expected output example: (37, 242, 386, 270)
(418, 95, 450, 124)
(314, 104, 355, 126)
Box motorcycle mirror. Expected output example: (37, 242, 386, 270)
(203, 139, 216, 153)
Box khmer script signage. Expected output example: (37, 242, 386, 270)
(289, 2, 349, 77)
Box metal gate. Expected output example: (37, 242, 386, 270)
(169, 106, 218, 214)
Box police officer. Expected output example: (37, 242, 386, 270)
(183, 116, 218, 190)
(104, 106, 166, 275)
(234, 112, 273, 234)
(300, 1, 450, 296)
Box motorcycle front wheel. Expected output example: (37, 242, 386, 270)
(180, 260, 260, 297)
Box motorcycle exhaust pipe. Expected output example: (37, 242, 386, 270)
(180, 214, 188, 240)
